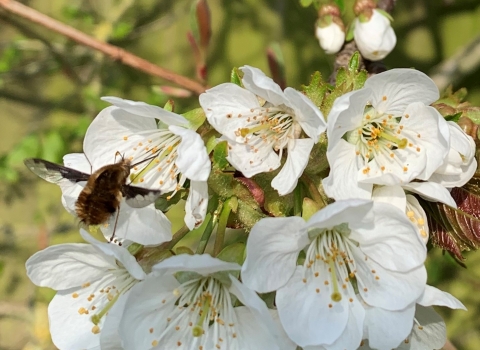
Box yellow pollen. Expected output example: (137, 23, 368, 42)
(418, 326, 424, 330)
(328, 304, 333, 308)
(92, 325, 100, 334)
(91, 306, 96, 310)
(138, 142, 143, 146)
(390, 153, 394, 158)
(302, 278, 307, 283)
(416, 147, 421, 152)
(78, 307, 87, 315)
(364, 287, 368, 292)
(175, 326, 180, 331)
(407, 211, 415, 218)
(149, 328, 154, 333)
(381, 166, 385, 171)
(420, 229, 427, 237)
(375, 276, 380, 280)
(232, 333, 237, 338)
(417, 134, 421, 138)
(314, 272, 319, 277)
(418, 218, 425, 225)
(365, 115, 371, 120)
(177, 341, 182, 346)
(371, 269, 376, 273)
(349, 298, 353, 302)
(405, 114, 410, 118)
(382, 95, 387, 101)
(139, 178, 144, 183)
(362, 167, 370, 174)
(82, 282, 90, 288)
(316, 288, 320, 293)
(72, 293, 79, 298)
(152, 340, 158, 346)
(123, 136, 128, 140)
(403, 166, 408, 172)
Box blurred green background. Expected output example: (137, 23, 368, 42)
(0, 0, 479, 349)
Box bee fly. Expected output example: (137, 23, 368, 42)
(24, 154, 161, 241)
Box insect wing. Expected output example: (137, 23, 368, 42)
(123, 185, 162, 208)
(24, 158, 90, 184)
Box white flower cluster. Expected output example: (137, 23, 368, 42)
(26, 66, 474, 350)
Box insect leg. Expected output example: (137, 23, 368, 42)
(109, 207, 121, 243)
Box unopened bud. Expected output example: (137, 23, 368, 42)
(354, 9, 396, 61)
(315, 5, 345, 55)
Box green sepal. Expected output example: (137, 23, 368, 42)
(212, 140, 229, 170)
(230, 67, 243, 86)
(182, 107, 206, 131)
(217, 242, 246, 266)
(445, 112, 462, 123)
(175, 246, 195, 255)
(302, 197, 322, 221)
(163, 99, 174, 112)
(345, 21, 355, 41)
(127, 243, 144, 256)
(253, 171, 294, 217)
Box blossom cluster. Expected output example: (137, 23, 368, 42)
(25, 65, 474, 350)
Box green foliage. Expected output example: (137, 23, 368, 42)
(212, 140, 229, 170)
(182, 107, 206, 130)
(230, 67, 242, 86)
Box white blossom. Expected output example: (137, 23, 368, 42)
(25, 229, 146, 350)
(241, 200, 427, 349)
(83, 97, 211, 230)
(199, 65, 326, 195)
(119, 254, 293, 350)
(323, 69, 450, 201)
(354, 9, 396, 61)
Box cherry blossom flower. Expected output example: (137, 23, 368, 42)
(119, 254, 293, 350)
(25, 229, 146, 350)
(323, 69, 450, 201)
(83, 97, 211, 230)
(199, 65, 326, 195)
(241, 199, 427, 349)
(354, 9, 396, 61)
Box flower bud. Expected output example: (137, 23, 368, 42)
(354, 9, 396, 61)
(315, 4, 345, 55)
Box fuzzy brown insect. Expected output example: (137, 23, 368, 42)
(24, 156, 161, 238)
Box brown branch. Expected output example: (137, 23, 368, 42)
(0, 0, 206, 95)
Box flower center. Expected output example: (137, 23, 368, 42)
(346, 107, 421, 176)
(304, 225, 357, 304)
(152, 276, 239, 349)
(234, 105, 295, 152)
(71, 268, 138, 335)
(121, 129, 183, 194)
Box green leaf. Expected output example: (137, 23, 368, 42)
(301, 71, 328, 109)
(348, 52, 361, 72)
(213, 141, 229, 170)
(345, 22, 355, 41)
(112, 22, 133, 40)
(444, 112, 462, 123)
(182, 108, 206, 130)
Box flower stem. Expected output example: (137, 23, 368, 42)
(162, 225, 190, 250)
(213, 197, 237, 256)
(195, 213, 215, 254)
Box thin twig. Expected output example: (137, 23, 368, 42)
(430, 34, 480, 92)
(0, 0, 206, 95)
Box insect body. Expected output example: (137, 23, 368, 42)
(24, 157, 161, 229)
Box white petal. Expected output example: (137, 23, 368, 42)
(229, 277, 290, 349)
(99, 292, 129, 350)
(60, 181, 84, 214)
(276, 266, 349, 346)
(83, 106, 158, 171)
(307, 199, 374, 231)
(323, 140, 373, 200)
(152, 253, 240, 276)
(169, 125, 211, 181)
(233, 307, 296, 350)
(429, 158, 477, 188)
(226, 138, 281, 177)
(63, 153, 92, 173)
(395, 306, 446, 350)
(447, 121, 476, 165)
(364, 69, 439, 115)
(356, 258, 427, 311)
(272, 138, 314, 195)
(315, 22, 345, 55)
(101, 96, 188, 126)
(403, 182, 456, 207)
(372, 185, 407, 212)
(185, 180, 209, 230)
(49, 290, 102, 350)
(242, 216, 309, 293)
(283, 87, 326, 140)
(199, 83, 261, 140)
(417, 285, 466, 310)
(26, 243, 113, 289)
(80, 229, 146, 280)
(119, 274, 180, 350)
(401, 104, 449, 180)
(364, 303, 415, 350)
(240, 65, 286, 106)
(351, 202, 426, 271)
(101, 202, 172, 246)
(326, 89, 371, 142)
